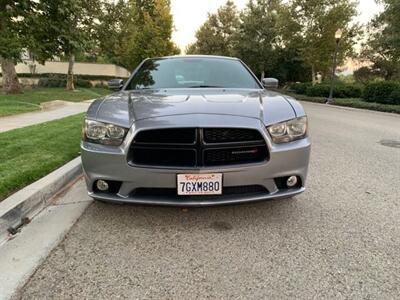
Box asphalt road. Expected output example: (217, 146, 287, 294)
(17, 103, 400, 299)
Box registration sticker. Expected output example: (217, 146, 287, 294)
(177, 173, 222, 195)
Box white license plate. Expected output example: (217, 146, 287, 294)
(177, 173, 222, 195)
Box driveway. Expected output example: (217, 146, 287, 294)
(16, 102, 400, 299)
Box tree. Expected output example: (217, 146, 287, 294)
(34, 0, 102, 90)
(0, 0, 36, 94)
(233, 0, 286, 79)
(94, 0, 135, 66)
(353, 66, 377, 84)
(288, 0, 359, 83)
(186, 1, 239, 56)
(186, 0, 312, 83)
(128, 0, 180, 69)
(361, 0, 400, 80)
(268, 4, 311, 84)
(95, 0, 180, 70)
(266, 47, 311, 84)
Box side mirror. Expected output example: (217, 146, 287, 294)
(262, 78, 279, 89)
(108, 79, 124, 91)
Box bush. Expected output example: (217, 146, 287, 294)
(76, 79, 92, 88)
(38, 77, 92, 88)
(363, 81, 400, 104)
(354, 67, 376, 84)
(289, 82, 363, 98)
(94, 82, 107, 88)
(305, 84, 330, 97)
(389, 89, 400, 105)
(304, 84, 363, 98)
(288, 82, 312, 95)
(281, 91, 400, 114)
(37, 78, 48, 87)
(38, 78, 67, 87)
(339, 85, 363, 98)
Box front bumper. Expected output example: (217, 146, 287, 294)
(81, 114, 311, 206)
(88, 187, 306, 207)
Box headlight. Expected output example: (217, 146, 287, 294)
(267, 116, 307, 144)
(83, 119, 128, 146)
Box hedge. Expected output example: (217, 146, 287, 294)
(289, 82, 363, 98)
(363, 81, 400, 105)
(289, 82, 312, 95)
(0, 73, 128, 81)
(38, 77, 93, 88)
(389, 90, 400, 104)
(280, 90, 400, 114)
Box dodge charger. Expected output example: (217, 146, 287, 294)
(81, 55, 311, 206)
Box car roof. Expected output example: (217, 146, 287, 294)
(152, 55, 239, 61)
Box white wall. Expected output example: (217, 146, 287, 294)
(15, 60, 130, 78)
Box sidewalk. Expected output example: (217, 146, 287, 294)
(0, 101, 91, 133)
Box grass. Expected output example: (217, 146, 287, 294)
(280, 90, 400, 114)
(0, 87, 111, 117)
(0, 113, 84, 201)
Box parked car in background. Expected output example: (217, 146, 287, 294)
(81, 55, 311, 206)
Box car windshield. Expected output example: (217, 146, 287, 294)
(126, 57, 261, 90)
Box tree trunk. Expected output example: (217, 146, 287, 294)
(261, 70, 265, 81)
(311, 64, 316, 85)
(66, 54, 75, 90)
(1, 57, 22, 94)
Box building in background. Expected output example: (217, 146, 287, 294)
(15, 60, 130, 78)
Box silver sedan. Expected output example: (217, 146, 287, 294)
(81, 55, 311, 206)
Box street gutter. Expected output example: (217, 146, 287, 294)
(0, 157, 83, 244)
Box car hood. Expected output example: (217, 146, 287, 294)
(89, 89, 297, 128)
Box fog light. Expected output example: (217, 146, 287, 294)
(287, 176, 298, 187)
(96, 180, 109, 191)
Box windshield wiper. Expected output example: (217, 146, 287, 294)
(188, 85, 224, 88)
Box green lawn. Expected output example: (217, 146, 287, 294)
(279, 90, 400, 114)
(0, 87, 111, 117)
(0, 113, 84, 201)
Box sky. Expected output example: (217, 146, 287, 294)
(171, 0, 383, 51)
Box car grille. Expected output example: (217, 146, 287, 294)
(131, 185, 269, 200)
(203, 128, 263, 143)
(129, 128, 268, 167)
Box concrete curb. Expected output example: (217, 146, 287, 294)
(0, 157, 83, 244)
(0, 179, 92, 300)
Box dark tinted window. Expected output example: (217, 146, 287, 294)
(127, 57, 260, 90)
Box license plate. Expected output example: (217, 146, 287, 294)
(177, 173, 222, 195)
